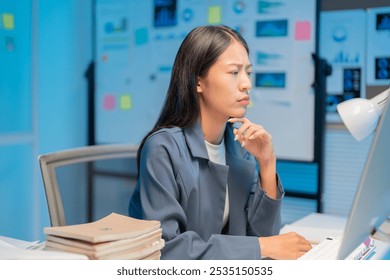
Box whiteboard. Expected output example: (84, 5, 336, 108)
(94, 0, 318, 161)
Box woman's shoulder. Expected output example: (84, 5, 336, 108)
(148, 126, 184, 139)
(144, 126, 186, 151)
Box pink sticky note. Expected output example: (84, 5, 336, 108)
(103, 94, 115, 110)
(295, 21, 311, 41)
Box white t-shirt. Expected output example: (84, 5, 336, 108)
(205, 139, 229, 227)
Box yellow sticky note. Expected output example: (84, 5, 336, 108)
(3, 13, 15, 30)
(208, 6, 221, 24)
(120, 95, 132, 110)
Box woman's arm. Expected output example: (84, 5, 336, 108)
(129, 130, 262, 259)
(228, 118, 278, 198)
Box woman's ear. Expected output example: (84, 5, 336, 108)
(196, 77, 203, 94)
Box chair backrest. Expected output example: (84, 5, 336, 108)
(38, 144, 138, 227)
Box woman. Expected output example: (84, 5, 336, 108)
(129, 25, 311, 259)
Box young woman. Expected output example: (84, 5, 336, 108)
(129, 25, 311, 260)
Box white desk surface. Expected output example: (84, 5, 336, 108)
(292, 212, 347, 230)
(0, 235, 88, 260)
(282, 212, 390, 260)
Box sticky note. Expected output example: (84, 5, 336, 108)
(120, 95, 132, 110)
(3, 13, 15, 30)
(208, 6, 221, 24)
(103, 94, 115, 110)
(135, 28, 148, 45)
(5, 36, 15, 52)
(295, 21, 311, 41)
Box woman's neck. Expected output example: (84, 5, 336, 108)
(201, 116, 227, 145)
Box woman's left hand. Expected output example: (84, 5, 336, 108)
(228, 117, 275, 165)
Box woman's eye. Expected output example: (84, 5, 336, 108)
(247, 71, 252, 76)
(231, 71, 239, 75)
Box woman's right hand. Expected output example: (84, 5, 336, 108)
(258, 232, 312, 260)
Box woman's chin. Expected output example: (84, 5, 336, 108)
(230, 111, 246, 118)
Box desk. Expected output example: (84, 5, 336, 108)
(281, 213, 390, 260)
(0, 235, 87, 260)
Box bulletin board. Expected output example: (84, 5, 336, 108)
(94, 0, 319, 161)
(319, 9, 367, 123)
(366, 7, 390, 86)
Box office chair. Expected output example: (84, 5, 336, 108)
(38, 144, 139, 227)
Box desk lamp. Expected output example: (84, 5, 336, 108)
(336, 87, 390, 141)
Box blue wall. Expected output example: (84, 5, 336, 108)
(0, 0, 92, 241)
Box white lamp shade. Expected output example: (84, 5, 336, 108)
(337, 98, 380, 141)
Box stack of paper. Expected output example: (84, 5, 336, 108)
(43, 213, 164, 260)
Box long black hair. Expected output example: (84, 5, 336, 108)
(137, 25, 249, 167)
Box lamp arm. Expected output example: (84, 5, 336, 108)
(371, 88, 390, 114)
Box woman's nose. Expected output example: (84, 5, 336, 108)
(240, 73, 252, 92)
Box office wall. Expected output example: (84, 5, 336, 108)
(0, 0, 92, 241)
(0, 0, 36, 240)
(36, 0, 92, 240)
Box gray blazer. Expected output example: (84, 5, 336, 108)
(129, 121, 284, 259)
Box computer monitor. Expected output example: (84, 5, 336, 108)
(337, 95, 390, 259)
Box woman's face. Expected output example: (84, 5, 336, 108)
(197, 38, 252, 123)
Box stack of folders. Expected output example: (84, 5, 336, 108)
(43, 213, 164, 260)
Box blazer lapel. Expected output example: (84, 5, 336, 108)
(225, 124, 257, 235)
(183, 121, 229, 237)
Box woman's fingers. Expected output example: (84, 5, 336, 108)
(230, 118, 264, 146)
